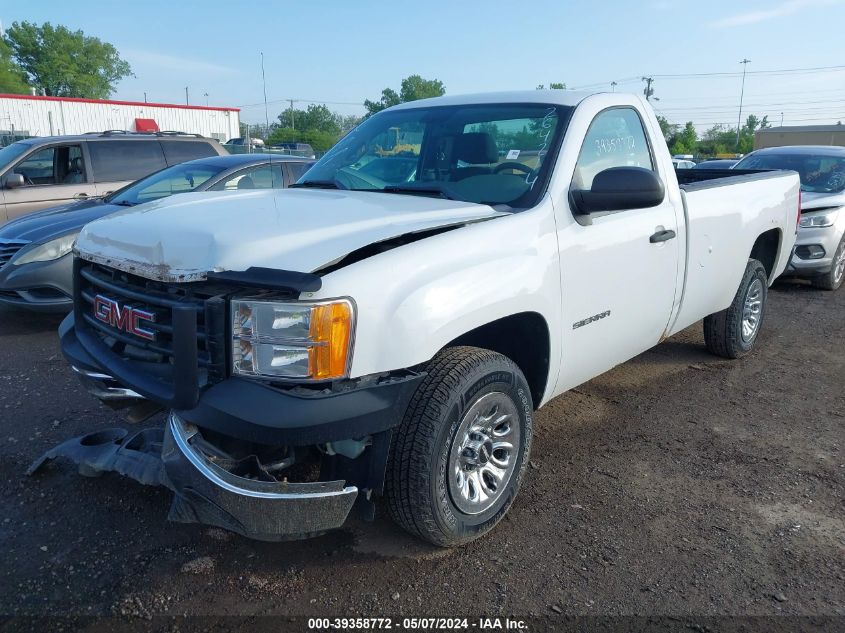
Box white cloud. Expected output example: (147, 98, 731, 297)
(122, 49, 237, 75)
(711, 0, 840, 27)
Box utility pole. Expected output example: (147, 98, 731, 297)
(642, 76, 655, 101)
(611, 81, 617, 92)
(288, 99, 296, 131)
(780, 112, 784, 127)
(736, 59, 751, 149)
(185, 86, 189, 106)
(143, 92, 147, 103)
(204, 92, 209, 106)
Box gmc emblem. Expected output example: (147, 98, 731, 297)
(93, 295, 156, 341)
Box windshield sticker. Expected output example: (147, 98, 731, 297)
(506, 149, 521, 160)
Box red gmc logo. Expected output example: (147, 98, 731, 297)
(93, 295, 156, 341)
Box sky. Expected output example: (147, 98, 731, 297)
(2, 0, 844, 131)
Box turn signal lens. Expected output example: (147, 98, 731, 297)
(309, 302, 354, 379)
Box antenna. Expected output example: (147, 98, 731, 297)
(261, 52, 272, 172)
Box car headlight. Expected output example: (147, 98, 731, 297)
(13, 233, 78, 265)
(231, 298, 355, 380)
(799, 211, 838, 228)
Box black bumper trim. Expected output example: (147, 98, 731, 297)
(61, 312, 425, 446)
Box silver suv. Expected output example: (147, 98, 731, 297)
(0, 132, 226, 222)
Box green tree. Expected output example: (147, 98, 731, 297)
(0, 39, 29, 94)
(4, 21, 132, 98)
(278, 103, 340, 135)
(669, 122, 698, 155)
(656, 115, 679, 143)
(364, 75, 445, 116)
(536, 82, 566, 90)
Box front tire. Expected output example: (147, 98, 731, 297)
(811, 235, 845, 291)
(385, 346, 533, 546)
(703, 258, 768, 359)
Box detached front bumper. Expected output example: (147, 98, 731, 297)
(0, 253, 73, 312)
(29, 414, 360, 541)
(56, 311, 424, 540)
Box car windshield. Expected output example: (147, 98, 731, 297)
(298, 103, 572, 208)
(0, 142, 30, 168)
(108, 162, 226, 205)
(735, 153, 845, 193)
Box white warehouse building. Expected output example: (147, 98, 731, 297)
(0, 93, 240, 142)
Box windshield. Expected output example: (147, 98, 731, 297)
(299, 103, 572, 208)
(0, 142, 30, 169)
(735, 153, 845, 193)
(108, 162, 226, 205)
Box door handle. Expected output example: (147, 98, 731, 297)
(650, 229, 676, 243)
(73, 193, 88, 200)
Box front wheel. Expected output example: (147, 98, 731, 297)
(703, 258, 768, 359)
(811, 235, 845, 291)
(385, 346, 533, 546)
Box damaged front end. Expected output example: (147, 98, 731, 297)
(29, 413, 380, 541)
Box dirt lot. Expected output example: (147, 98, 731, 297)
(0, 280, 842, 625)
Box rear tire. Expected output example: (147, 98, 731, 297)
(704, 259, 768, 359)
(385, 346, 533, 547)
(810, 235, 845, 291)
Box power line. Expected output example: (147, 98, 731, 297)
(238, 97, 364, 108)
(568, 63, 845, 91)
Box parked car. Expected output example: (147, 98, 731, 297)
(270, 142, 316, 159)
(0, 154, 313, 312)
(694, 159, 740, 170)
(672, 158, 696, 169)
(735, 146, 845, 290)
(47, 90, 799, 546)
(0, 132, 226, 222)
(224, 137, 264, 148)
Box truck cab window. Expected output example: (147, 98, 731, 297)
(572, 108, 654, 190)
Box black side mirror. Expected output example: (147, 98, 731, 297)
(571, 166, 665, 215)
(4, 173, 25, 189)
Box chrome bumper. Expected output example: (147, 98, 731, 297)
(71, 366, 144, 401)
(28, 412, 360, 541)
(165, 414, 359, 540)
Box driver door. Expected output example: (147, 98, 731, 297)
(556, 107, 682, 392)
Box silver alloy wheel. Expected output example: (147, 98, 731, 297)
(741, 277, 764, 342)
(834, 242, 845, 286)
(448, 391, 520, 515)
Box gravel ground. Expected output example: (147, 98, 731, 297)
(0, 279, 842, 625)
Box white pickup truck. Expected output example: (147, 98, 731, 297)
(46, 91, 800, 546)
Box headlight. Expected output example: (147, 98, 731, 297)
(13, 233, 78, 265)
(799, 211, 838, 228)
(231, 298, 354, 381)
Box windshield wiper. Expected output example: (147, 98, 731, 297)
(111, 200, 136, 207)
(379, 185, 457, 200)
(289, 180, 345, 190)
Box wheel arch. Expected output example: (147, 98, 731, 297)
(750, 228, 782, 280)
(445, 311, 551, 408)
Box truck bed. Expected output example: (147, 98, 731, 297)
(675, 168, 783, 190)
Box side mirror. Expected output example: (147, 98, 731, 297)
(571, 167, 665, 215)
(4, 173, 25, 189)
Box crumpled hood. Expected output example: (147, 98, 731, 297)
(75, 188, 502, 281)
(801, 191, 845, 212)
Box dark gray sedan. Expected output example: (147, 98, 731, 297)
(0, 154, 313, 312)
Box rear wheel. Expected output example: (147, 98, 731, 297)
(704, 259, 768, 359)
(811, 235, 845, 291)
(385, 346, 533, 546)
